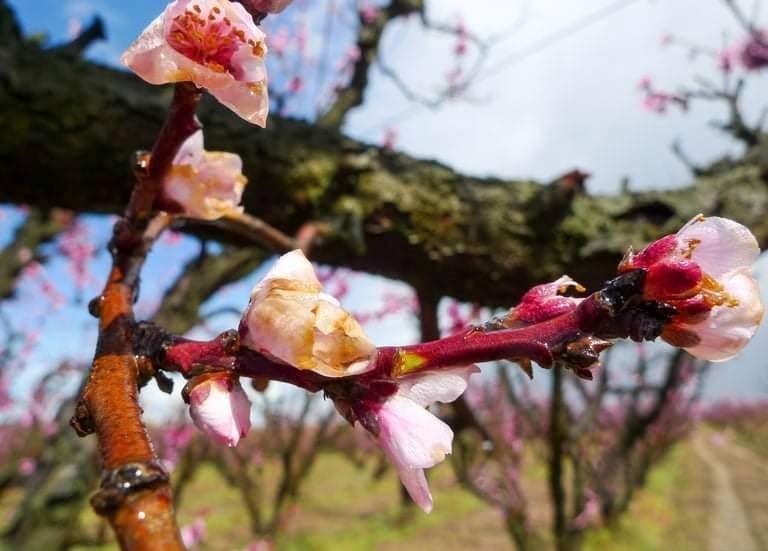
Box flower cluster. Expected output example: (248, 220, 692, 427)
(719, 31, 768, 72)
(637, 76, 688, 114)
(171, 224, 761, 511)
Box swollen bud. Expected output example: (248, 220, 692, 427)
(187, 373, 252, 447)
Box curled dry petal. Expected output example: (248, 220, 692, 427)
(163, 130, 247, 220)
(242, 250, 375, 377)
(121, 0, 269, 126)
(188, 374, 252, 447)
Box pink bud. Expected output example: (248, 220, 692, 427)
(288, 75, 303, 94)
(360, 3, 379, 24)
(180, 516, 207, 548)
(188, 374, 251, 447)
(511, 276, 584, 325)
(17, 457, 37, 476)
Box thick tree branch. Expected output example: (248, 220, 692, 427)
(1, 1, 767, 310)
(0, 208, 71, 299)
(71, 80, 204, 549)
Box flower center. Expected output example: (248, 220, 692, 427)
(167, 4, 265, 76)
(700, 273, 740, 308)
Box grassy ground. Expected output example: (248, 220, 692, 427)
(20, 429, 765, 550)
(72, 442, 712, 550)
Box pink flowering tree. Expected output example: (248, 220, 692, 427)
(1, 0, 768, 549)
(639, 0, 768, 153)
(449, 333, 709, 550)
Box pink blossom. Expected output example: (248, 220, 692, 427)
(382, 127, 397, 151)
(160, 424, 196, 469)
(180, 516, 207, 548)
(188, 373, 252, 447)
(268, 27, 289, 56)
(296, 22, 309, 57)
(642, 93, 669, 113)
(735, 32, 768, 70)
(570, 490, 600, 530)
(338, 45, 361, 75)
(67, 18, 83, 40)
(17, 457, 37, 477)
(454, 21, 469, 56)
(242, 250, 375, 377)
(360, 3, 379, 24)
(161, 129, 247, 220)
(620, 215, 763, 361)
(287, 75, 303, 94)
(121, 0, 270, 126)
(59, 221, 96, 290)
(637, 77, 687, 114)
(717, 48, 735, 73)
(375, 365, 478, 512)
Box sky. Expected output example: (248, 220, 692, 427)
(2, 0, 768, 420)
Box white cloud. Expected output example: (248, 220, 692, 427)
(346, 0, 768, 193)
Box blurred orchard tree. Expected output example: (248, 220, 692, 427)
(0, 0, 767, 549)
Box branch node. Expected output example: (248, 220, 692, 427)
(87, 295, 103, 318)
(70, 400, 95, 437)
(90, 460, 170, 515)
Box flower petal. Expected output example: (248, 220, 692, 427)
(377, 395, 453, 469)
(397, 365, 479, 407)
(683, 269, 764, 361)
(395, 466, 433, 513)
(173, 129, 205, 165)
(677, 216, 760, 278)
(208, 79, 269, 128)
(252, 250, 322, 296)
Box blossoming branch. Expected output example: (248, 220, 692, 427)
(153, 216, 763, 512)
